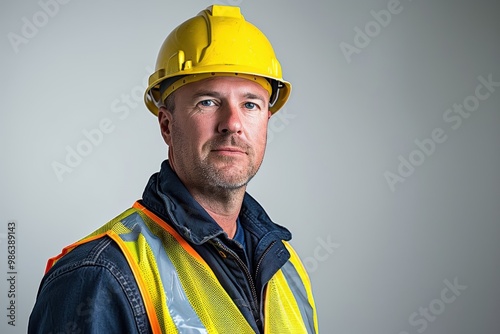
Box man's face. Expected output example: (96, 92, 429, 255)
(158, 76, 271, 194)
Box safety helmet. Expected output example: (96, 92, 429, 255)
(144, 5, 291, 116)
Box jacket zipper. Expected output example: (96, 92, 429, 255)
(254, 240, 277, 331)
(212, 240, 260, 320)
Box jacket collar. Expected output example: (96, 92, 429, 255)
(141, 160, 291, 245)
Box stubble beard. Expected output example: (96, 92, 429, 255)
(198, 135, 261, 195)
(172, 125, 265, 198)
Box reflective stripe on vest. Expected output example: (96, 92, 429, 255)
(47, 201, 318, 333)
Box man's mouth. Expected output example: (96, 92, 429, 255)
(212, 147, 247, 155)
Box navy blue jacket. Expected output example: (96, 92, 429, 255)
(29, 160, 292, 333)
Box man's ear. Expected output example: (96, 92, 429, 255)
(158, 107, 173, 146)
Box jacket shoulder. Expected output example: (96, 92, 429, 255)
(29, 236, 151, 334)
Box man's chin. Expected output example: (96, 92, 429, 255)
(200, 157, 259, 190)
(209, 172, 252, 190)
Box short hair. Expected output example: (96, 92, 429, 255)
(163, 91, 176, 113)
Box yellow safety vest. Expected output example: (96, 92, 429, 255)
(47, 202, 318, 333)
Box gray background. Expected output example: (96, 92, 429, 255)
(1, 0, 499, 333)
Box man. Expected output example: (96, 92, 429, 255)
(29, 4, 318, 333)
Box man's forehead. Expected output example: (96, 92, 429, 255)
(182, 76, 270, 99)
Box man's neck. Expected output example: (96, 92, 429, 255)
(189, 186, 245, 239)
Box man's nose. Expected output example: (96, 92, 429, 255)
(217, 102, 243, 135)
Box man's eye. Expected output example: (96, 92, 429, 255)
(199, 100, 215, 107)
(244, 102, 257, 110)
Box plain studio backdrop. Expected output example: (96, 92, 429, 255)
(1, 0, 499, 333)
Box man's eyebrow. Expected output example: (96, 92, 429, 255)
(190, 90, 268, 102)
(243, 93, 267, 103)
(191, 90, 223, 99)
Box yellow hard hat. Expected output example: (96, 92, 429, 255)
(144, 5, 291, 116)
